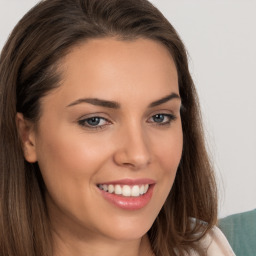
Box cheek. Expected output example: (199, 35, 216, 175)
(34, 128, 113, 222)
(146, 124, 183, 220)
(35, 126, 120, 209)
(154, 125, 183, 176)
(36, 127, 106, 174)
(153, 124, 183, 205)
(34, 128, 106, 201)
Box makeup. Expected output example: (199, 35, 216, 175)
(97, 179, 155, 210)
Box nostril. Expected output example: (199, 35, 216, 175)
(113, 131, 151, 168)
(114, 153, 151, 169)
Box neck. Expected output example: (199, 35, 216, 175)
(52, 228, 154, 256)
(46, 193, 155, 256)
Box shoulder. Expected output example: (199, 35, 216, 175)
(219, 209, 256, 231)
(194, 226, 236, 256)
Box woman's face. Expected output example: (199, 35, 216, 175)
(26, 38, 183, 242)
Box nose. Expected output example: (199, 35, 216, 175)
(113, 125, 151, 170)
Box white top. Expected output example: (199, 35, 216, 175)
(195, 226, 236, 255)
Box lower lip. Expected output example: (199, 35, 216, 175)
(99, 185, 154, 210)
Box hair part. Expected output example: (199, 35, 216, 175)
(0, 0, 217, 255)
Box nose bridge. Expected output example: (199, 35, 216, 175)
(114, 119, 151, 169)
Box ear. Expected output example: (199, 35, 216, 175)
(16, 113, 37, 163)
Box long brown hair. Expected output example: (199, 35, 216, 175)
(0, 0, 217, 255)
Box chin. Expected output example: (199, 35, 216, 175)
(97, 214, 155, 241)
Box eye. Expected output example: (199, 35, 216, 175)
(78, 116, 110, 129)
(148, 113, 176, 126)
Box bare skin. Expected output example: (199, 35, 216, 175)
(17, 38, 183, 256)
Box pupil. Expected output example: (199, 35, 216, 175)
(88, 117, 100, 126)
(153, 114, 164, 123)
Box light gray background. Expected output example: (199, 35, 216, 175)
(1, 0, 255, 218)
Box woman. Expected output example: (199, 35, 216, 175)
(0, 0, 235, 255)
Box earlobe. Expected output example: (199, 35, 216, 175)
(16, 113, 37, 163)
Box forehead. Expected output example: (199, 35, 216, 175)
(42, 38, 179, 109)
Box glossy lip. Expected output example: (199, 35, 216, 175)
(97, 179, 156, 210)
(97, 178, 155, 186)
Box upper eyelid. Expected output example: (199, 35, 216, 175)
(77, 117, 111, 131)
(147, 106, 179, 114)
(146, 109, 177, 119)
(77, 115, 174, 131)
(77, 111, 177, 123)
(79, 116, 110, 124)
(77, 112, 112, 121)
(147, 113, 176, 121)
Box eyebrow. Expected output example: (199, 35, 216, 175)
(66, 92, 180, 109)
(148, 93, 180, 107)
(67, 98, 120, 108)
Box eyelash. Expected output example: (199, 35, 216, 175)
(78, 113, 177, 130)
(78, 116, 110, 130)
(147, 113, 177, 126)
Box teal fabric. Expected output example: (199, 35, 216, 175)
(218, 209, 256, 256)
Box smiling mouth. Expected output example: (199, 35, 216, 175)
(97, 184, 149, 197)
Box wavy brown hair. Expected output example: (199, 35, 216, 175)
(0, 0, 217, 255)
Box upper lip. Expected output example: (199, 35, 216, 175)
(97, 178, 156, 185)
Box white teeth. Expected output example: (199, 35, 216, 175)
(108, 184, 114, 193)
(144, 184, 149, 194)
(131, 185, 140, 197)
(122, 185, 131, 197)
(98, 184, 150, 197)
(102, 184, 108, 191)
(115, 185, 122, 195)
(139, 185, 145, 195)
